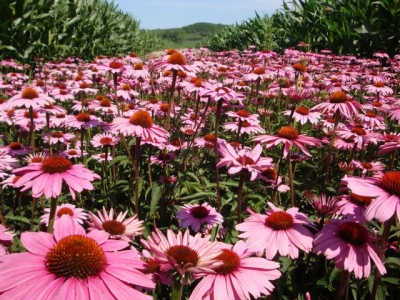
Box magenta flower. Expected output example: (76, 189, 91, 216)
(313, 219, 386, 278)
(282, 106, 321, 125)
(41, 203, 88, 228)
(0, 222, 155, 299)
(343, 172, 400, 222)
(141, 229, 222, 280)
(217, 143, 273, 181)
(253, 126, 322, 158)
(236, 203, 315, 259)
(13, 155, 100, 199)
(176, 203, 223, 232)
(189, 241, 281, 300)
(87, 206, 143, 241)
(90, 132, 120, 148)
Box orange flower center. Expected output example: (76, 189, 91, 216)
(215, 249, 240, 275)
(265, 211, 294, 230)
(329, 91, 348, 103)
(76, 112, 91, 122)
(381, 171, 400, 197)
(31, 156, 44, 163)
(261, 168, 277, 180)
(42, 156, 72, 174)
(295, 107, 310, 115)
(109, 61, 123, 69)
(53, 132, 64, 138)
(338, 222, 368, 246)
(253, 67, 266, 75)
(349, 193, 373, 207)
(293, 62, 307, 72)
(236, 110, 250, 118)
(23, 111, 38, 118)
(236, 156, 255, 165)
(190, 206, 210, 219)
(57, 207, 74, 218)
(121, 84, 131, 91)
(366, 112, 376, 118)
(102, 220, 126, 235)
(351, 127, 366, 136)
(45, 235, 107, 279)
(165, 245, 199, 267)
(373, 81, 385, 88)
(204, 134, 216, 143)
(79, 82, 89, 89)
(100, 98, 111, 107)
(9, 142, 22, 150)
(100, 137, 113, 145)
(277, 126, 299, 140)
(160, 103, 169, 112)
(129, 111, 154, 128)
(167, 52, 187, 65)
(133, 63, 144, 70)
(361, 162, 373, 169)
(21, 88, 39, 99)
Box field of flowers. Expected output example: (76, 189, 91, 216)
(0, 47, 399, 299)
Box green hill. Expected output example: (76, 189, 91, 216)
(151, 22, 229, 49)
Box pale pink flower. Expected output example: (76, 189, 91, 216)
(236, 203, 315, 259)
(313, 219, 386, 278)
(223, 119, 265, 135)
(253, 126, 322, 158)
(343, 172, 400, 222)
(87, 206, 144, 241)
(111, 110, 169, 142)
(189, 241, 281, 300)
(42, 131, 75, 145)
(40, 203, 88, 228)
(282, 106, 321, 125)
(311, 91, 361, 119)
(13, 155, 100, 199)
(217, 143, 273, 181)
(337, 193, 373, 221)
(0, 221, 155, 299)
(141, 229, 222, 280)
(90, 132, 120, 148)
(176, 203, 223, 232)
(364, 81, 393, 96)
(6, 87, 54, 108)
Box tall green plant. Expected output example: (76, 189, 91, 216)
(0, 0, 165, 62)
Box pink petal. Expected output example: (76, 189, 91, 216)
(21, 231, 54, 255)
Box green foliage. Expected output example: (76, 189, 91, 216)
(205, 12, 278, 52)
(151, 22, 228, 49)
(271, 0, 400, 57)
(0, 0, 165, 62)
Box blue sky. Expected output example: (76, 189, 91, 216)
(112, 0, 284, 29)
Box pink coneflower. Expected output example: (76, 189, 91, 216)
(42, 131, 75, 145)
(313, 219, 386, 278)
(200, 83, 245, 105)
(87, 206, 143, 241)
(40, 203, 88, 228)
(141, 229, 222, 280)
(0, 224, 14, 256)
(176, 203, 223, 232)
(150, 151, 177, 165)
(217, 143, 273, 181)
(352, 160, 385, 177)
(6, 87, 55, 108)
(1, 141, 29, 156)
(0, 150, 18, 171)
(364, 81, 393, 96)
(65, 112, 103, 129)
(152, 51, 199, 73)
(223, 120, 265, 135)
(111, 110, 169, 142)
(253, 126, 322, 158)
(189, 240, 281, 300)
(0, 221, 155, 299)
(90, 132, 120, 148)
(236, 203, 315, 259)
(282, 106, 321, 125)
(343, 172, 400, 222)
(311, 91, 361, 119)
(13, 155, 100, 199)
(308, 192, 340, 220)
(337, 193, 373, 221)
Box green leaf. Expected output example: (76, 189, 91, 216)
(5, 214, 30, 224)
(150, 182, 162, 216)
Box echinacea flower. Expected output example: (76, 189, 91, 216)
(87, 206, 143, 241)
(0, 224, 14, 256)
(342, 172, 400, 222)
(40, 203, 88, 228)
(217, 143, 273, 181)
(111, 110, 169, 142)
(6, 87, 55, 108)
(253, 126, 322, 158)
(0, 221, 155, 299)
(13, 155, 100, 199)
(313, 219, 386, 278)
(189, 241, 281, 300)
(311, 91, 361, 119)
(236, 203, 315, 259)
(141, 229, 222, 280)
(176, 203, 223, 232)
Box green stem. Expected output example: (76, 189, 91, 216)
(171, 278, 183, 300)
(134, 137, 141, 215)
